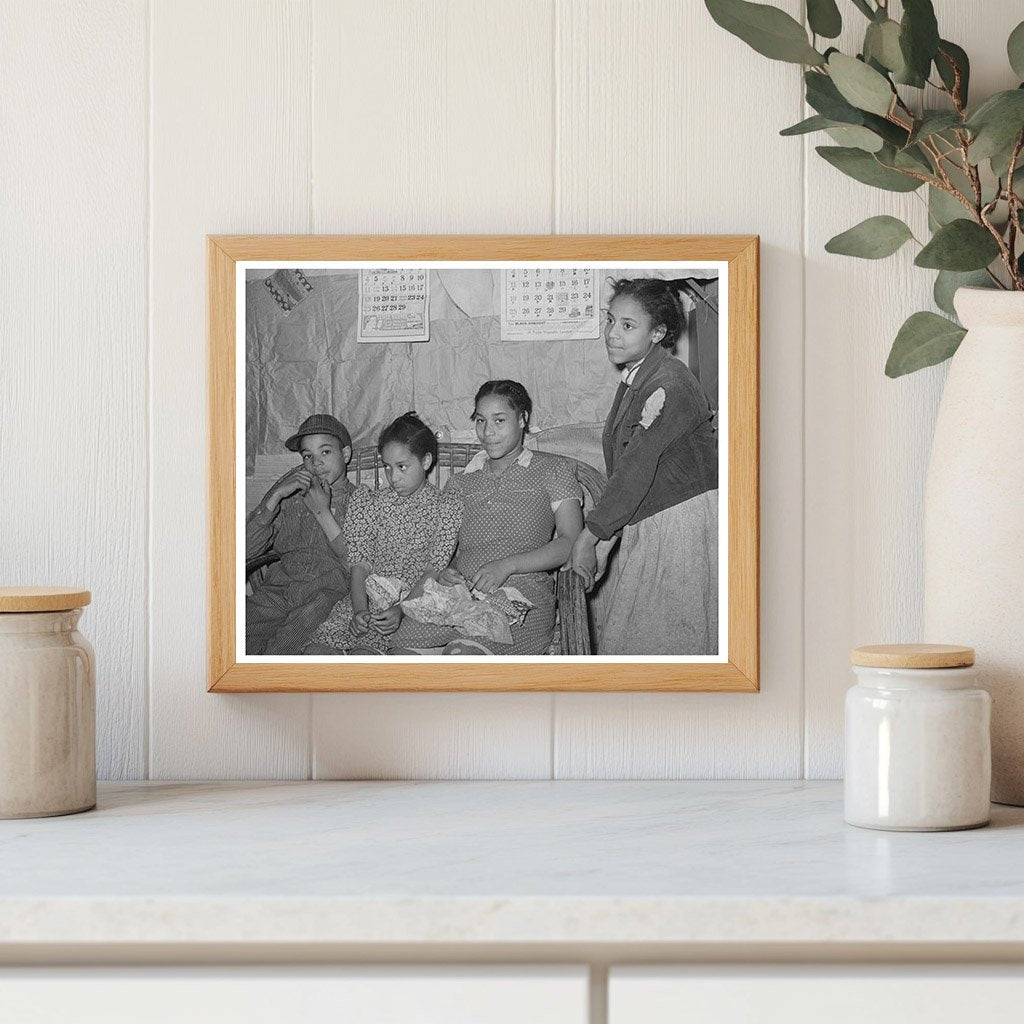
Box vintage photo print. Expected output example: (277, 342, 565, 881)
(238, 260, 727, 663)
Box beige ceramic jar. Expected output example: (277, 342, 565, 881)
(844, 644, 990, 832)
(0, 587, 95, 818)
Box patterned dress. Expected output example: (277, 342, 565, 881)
(309, 482, 462, 654)
(391, 449, 583, 655)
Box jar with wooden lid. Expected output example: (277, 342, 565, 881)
(0, 587, 95, 818)
(844, 644, 990, 831)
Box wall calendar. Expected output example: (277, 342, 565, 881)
(500, 267, 600, 342)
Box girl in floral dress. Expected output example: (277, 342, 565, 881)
(391, 381, 583, 656)
(307, 413, 462, 655)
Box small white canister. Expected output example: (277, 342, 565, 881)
(845, 644, 991, 831)
(0, 587, 96, 818)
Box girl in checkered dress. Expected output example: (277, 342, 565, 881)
(391, 381, 584, 656)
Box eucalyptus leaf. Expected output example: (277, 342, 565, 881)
(942, 160, 986, 207)
(914, 219, 1001, 271)
(864, 19, 905, 74)
(825, 215, 913, 258)
(780, 114, 834, 136)
(875, 142, 933, 176)
(885, 311, 966, 377)
(849, 0, 875, 18)
(899, 0, 940, 85)
(705, 0, 825, 64)
(816, 145, 923, 191)
(826, 125, 884, 152)
(933, 270, 992, 317)
(1008, 20, 1024, 80)
(928, 184, 970, 227)
(966, 89, 1024, 162)
(887, 143, 934, 175)
(990, 130, 1024, 183)
(862, 111, 910, 148)
(827, 52, 894, 116)
(907, 111, 962, 146)
(805, 70, 867, 124)
(935, 40, 970, 106)
(807, 0, 841, 39)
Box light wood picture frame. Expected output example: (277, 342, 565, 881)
(209, 235, 759, 692)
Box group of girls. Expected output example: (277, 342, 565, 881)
(307, 379, 585, 656)
(252, 275, 719, 658)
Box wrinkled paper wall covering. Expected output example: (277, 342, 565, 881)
(246, 268, 716, 468)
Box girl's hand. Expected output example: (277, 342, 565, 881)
(438, 565, 465, 586)
(302, 473, 332, 514)
(571, 532, 599, 591)
(351, 610, 371, 635)
(470, 559, 513, 595)
(371, 605, 403, 635)
(595, 538, 616, 581)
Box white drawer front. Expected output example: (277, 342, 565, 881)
(0, 966, 588, 1024)
(610, 967, 1024, 1024)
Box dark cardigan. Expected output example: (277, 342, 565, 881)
(586, 344, 718, 541)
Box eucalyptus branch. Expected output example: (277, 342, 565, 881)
(893, 92, 916, 121)
(919, 138, 951, 182)
(935, 47, 966, 116)
(704, 0, 1024, 375)
(978, 202, 1018, 287)
(868, 156, 940, 189)
(1006, 134, 1024, 288)
(955, 132, 984, 210)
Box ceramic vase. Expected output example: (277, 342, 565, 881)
(923, 287, 1024, 805)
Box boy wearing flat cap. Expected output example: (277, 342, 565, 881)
(246, 414, 366, 654)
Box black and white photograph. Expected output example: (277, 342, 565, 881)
(240, 260, 726, 662)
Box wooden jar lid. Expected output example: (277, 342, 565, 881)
(851, 643, 974, 669)
(0, 587, 92, 613)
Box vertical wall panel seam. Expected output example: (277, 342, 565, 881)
(145, 0, 154, 781)
(308, 0, 316, 777)
(551, 0, 561, 234)
(308, 0, 315, 234)
(550, 0, 561, 780)
(800, 30, 810, 780)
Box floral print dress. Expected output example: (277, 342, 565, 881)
(309, 482, 462, 654)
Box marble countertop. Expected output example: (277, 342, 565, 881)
(2, 781, 1023, 950)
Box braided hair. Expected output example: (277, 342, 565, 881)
(473, 379, 533, 432)
(608, 277, 686, 350)
(378, 411, 438, 473)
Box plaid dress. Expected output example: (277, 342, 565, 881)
(392, 449, 582, 655)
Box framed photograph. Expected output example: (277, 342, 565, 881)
(208, 235, 759, 692)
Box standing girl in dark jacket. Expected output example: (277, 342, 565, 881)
(570, 278, 719, 655)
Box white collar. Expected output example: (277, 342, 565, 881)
(621, 344, 661, 385)
(464, 447, 533, 474)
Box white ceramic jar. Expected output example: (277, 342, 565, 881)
(844, 644, 990, 831)
(0, 587, 95, 818)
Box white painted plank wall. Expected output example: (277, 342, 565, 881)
(0, 1, 148, 779)
(4, 0, 1017, 780)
